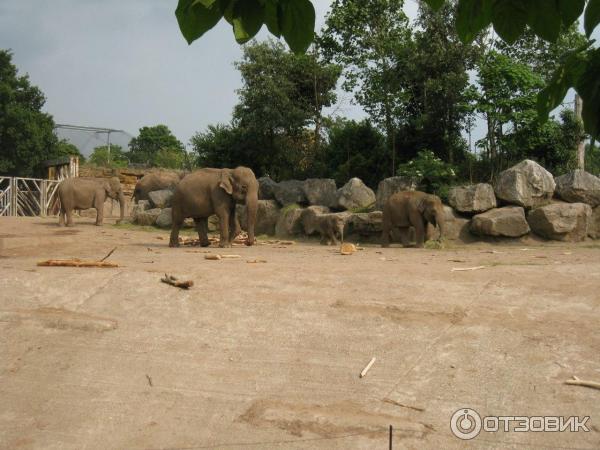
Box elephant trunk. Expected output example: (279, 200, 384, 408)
(245, 189, 258, 246)
(117, 191, 126, 224)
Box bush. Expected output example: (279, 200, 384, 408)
(397, 150, 457, 200)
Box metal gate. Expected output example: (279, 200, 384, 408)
(0, 177, 61, 217)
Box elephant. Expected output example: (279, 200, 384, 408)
(132, 171, 184, 203)
(381, 191, 445, 248)
(58, 177, 125, 226)
(169, 167, 258, 248)
(302, 210, 345, 245)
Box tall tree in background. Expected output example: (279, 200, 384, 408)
(320, 0, 410, 175)
(89, 145, 128, 168)
(0, 50, 65, 177)
(128, 125, 185, 168)
(193, 40, 340, 179)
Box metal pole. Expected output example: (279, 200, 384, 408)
(107, 131, 112, 166)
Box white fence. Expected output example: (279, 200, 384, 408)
(0, 177, 61, 217)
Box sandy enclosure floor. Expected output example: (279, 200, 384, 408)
(1, 216, 599, 449)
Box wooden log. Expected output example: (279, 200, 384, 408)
(160, 274, 193, 289)
(360, 357, 376, 378)
(38, 259, 119, 268)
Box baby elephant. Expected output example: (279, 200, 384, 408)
(303, 210, 345, 245)
(382, 191, 445, 248)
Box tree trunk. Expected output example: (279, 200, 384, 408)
(575, 94, 586, 170)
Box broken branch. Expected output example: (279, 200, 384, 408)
(451, 266, 486, 272)
(565, 376, 600, 390)
(360, 357, 376, 378)
(100, 247, 117, 262)
(160, 274, 193, 289)
(38, 259, 119, 268)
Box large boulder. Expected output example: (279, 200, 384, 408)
(588, 207, 600, 239)
(555, 170, 600, 207)
(494, 159, 555, 208)
(470, 206, 530, 237)
(448, 183, 496, 214)
(303, 178, 337, 207)
(133, 208, 162, 226)
(428, 206, 471, 241)
(375, 176, 418, 210)
(236, 200, 281, 236)
(148, 189, 174, 209)
(273, 180, 307, 206)
(275, 206, 305, 237)
(131, 199, 151, 217)
(347, 211, 382, 236)
(258, 177, 277, 200)
(155, 208, 172, 228)
(527, 203, 591, 242)
(336, 177, 376, 210)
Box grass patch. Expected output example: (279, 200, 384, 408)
(349, 202, 376, 214)
(281, 203, 301, 215)
(424, 238, 449, 250)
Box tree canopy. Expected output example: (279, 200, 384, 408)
(128, 125, 185, 167)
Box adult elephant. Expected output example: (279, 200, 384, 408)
(381, 191, 445, 248)
(169, 167, 258, 248)
(132, 171, 183, 203)
(58, 177, 125, 226)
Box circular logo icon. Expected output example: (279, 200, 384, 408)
(450, 408, 482, 440)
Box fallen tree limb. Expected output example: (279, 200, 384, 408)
(360, 357, 376, 378)
(100, 247, 117, 262)
(38, 259, 119, 268)
(565, 376, 600, 390)
(451, 266, 486, 272)
(160, 274, 193, 289)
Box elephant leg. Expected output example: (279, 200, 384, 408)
(66, 208, 74, 227)
(94, 196, 104, 226)
(228, 208, 240, 241)
(329, 229, 339, 245)
(194, 218, 210, 247)
(413, 220, 426, 248)
(216, 208, 231, 248)
(381, 220, 391, 248)
(58, 205, 65, 226)
(169, 208, 183, 247)
(398, 227, 411, 247)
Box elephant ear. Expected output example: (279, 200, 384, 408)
(417, 197, 428, 213)
(219, 171, 234, 195)
(108, 177, 121, 194)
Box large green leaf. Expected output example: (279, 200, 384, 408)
(576, 49, 600, 137)
(584, 0, 600, 38)
(422, 0, 446, 11)
(527, 0, 561, 42)
(456, 0, 492, 43)
(264, 0, 281, 37)
(231, 0, 265, 43)
(175, 0, 225, 44)
(280, 0, 315, 54)
(558, 0, 585, 28)
(491, 0, 527, 44)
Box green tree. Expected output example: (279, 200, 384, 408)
(322, 118, 388, 188)
(55, 139, 85, 163)
(320, 0, 410, 174)
(0, 50, 60, 177)
(154, 147, 186, 169)
(88, 145, 128, 168)
(128, 125, 185, 167)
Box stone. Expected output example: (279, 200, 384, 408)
(448, 183, 496, 213)
(376, 176, 418, 210)
(155, 208, 172, 228)
(148, 189, 174, 209)
(275, 206, 305, 237)
(470, 206, 530, 237)
(303, 178, 338, 207)
(301, 206, 344, 236)
(589, 207, 600, 239)
(347, 211, 382, 236)
(273, 180, 307, 206)
(429, 206, 471, 241)
(133, 208, 162, 226)
(236, 200, 281, 236)
(494, 159, 555, 208)
(258, 177, 277, 200)
(555, 170, 600, 207)
(336, 177, 376, 210)
(527, 203, 592, 242)
(208, 214, 220, 232)
(131, 200, 150, 217)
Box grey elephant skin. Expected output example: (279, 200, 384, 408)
(132, 172, 183, 202)
(58, 177, 125, 226)
(381, 191, 446, 248)
(169, 167, 258, 248)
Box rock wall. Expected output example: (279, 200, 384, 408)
(129, 161, 600, 244)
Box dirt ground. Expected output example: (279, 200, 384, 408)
(1, 216, 599, 449)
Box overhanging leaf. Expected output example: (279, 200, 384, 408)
(264, 0, 281, 37)
(491, 0, 527, 44)
(558, 0, 585, 28)
(456, 0, 492, 43)
(280, 0, 315, 54)
(584, 0, 600, 38)
(527, 0, 561, 42)
(175, 0, 225, 44)
(231, 0, 264, 43)
(576, 49, 600, 137)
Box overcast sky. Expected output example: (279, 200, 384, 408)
(0, 1, 591, 156)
